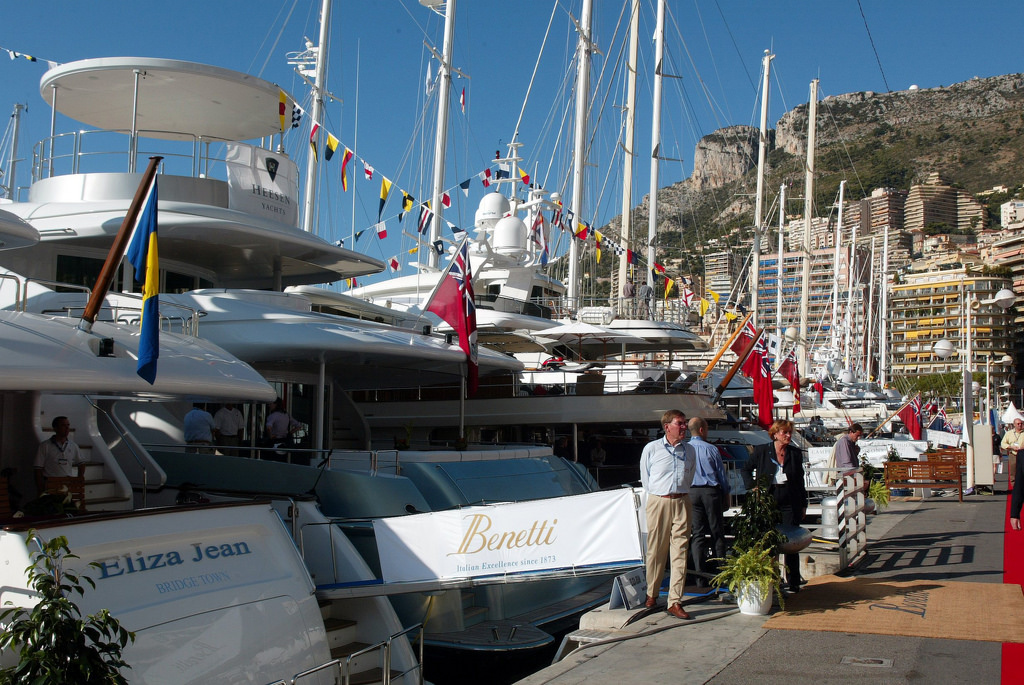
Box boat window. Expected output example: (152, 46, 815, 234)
(57, 254, 123, 292)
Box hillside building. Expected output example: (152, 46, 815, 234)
(888, 267, 1015, 395)
(904, 172, 985, 233)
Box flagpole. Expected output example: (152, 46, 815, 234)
(700, 313, 753, 380)
(419, 233, 470, 314)
(79, 156, 162, 333)
(865, 393, 921, 439)
(711, 326, 764, 404)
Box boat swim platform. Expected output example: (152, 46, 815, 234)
(516, 476, 1015, 684)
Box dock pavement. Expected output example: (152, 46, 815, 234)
(515, 476, 1017, 684)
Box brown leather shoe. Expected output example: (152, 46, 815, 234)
(644, 595, 657, 608)
(667, 603, 691, 620)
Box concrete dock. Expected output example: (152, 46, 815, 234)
(516, 482, 1014, 684)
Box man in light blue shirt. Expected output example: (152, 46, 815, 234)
(688, 416, 731, 587)
(639, 409, 695, 619)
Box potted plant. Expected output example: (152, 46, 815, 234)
(711, 534, 784, 614)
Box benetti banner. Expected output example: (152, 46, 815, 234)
(225, 142, 299, 227)
(374, 489, 642, 584)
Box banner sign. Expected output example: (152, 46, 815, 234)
(225, 142, 299, 227)
(374, 489, 642, 584)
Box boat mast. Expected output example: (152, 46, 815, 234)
(427, 0, 456, 269)
(776, 183, 785, 339)
(797, 79, 818, 378)
(865, 236, 877, 379)
(878, 224, 890, 387)
(830, 180, 845, 350)
(301, 0, 333, 236)
(646, 0, 666, 297)
(750, 50, 773, 328)
(844, 181, 856, 374)
(567, 0, 594, 305)
(2, 104, 24, 200)
(618, 0, 640, 297)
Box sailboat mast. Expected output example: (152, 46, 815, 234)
(798, 79, 818, 378)
(646, 0, 666, 293)
(301, 0, 333, 236)
(776, 183, 785, 339)
(618, 0, 640, 293)
(844, 182, 857, 374)
(750, 50, 773, 327)
(879, 224, 890, 387)
(567, 0, 593, 304)
(866, 236, 877, 379)
(830, 180, 845, 350)
(427, 0, 456, 269)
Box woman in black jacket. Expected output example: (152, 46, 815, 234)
(743, 419, 807, 593)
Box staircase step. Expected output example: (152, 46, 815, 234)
(343, 667, 402, 685)
(324, 617, 357, 632)
(330, 641, 371, 660)
(461, 590, 476, 609)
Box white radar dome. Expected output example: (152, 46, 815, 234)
(475, 193, 511, 230)
(492, 215, 528, 257)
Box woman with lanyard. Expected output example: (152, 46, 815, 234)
(743, 419, 808, 593)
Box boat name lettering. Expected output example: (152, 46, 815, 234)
(250, 184, 292, 205)
(155, 572, 232, 594)
(448, 514, 557, 556)
(95, 540, 252, 580)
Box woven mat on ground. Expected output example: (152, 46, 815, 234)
(763, 575, 1024, 643)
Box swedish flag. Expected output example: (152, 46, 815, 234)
(125, 177, 160, 384)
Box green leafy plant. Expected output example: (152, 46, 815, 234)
(886, 446, 903, 462)
(0, 532, 135, 684)
(710, 535, 785, 609)
(868, 479, 890, 509)
(731, 476, 786, 553)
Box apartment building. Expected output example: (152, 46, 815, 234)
(888, 267, 1015, 393)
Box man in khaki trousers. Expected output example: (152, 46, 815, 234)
(640, 409, 695, 619)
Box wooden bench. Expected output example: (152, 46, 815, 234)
(926, 449, 967, 468)
(884, 461, 963, 502)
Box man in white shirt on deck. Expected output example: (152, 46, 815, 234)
(34, 416, 84, 495)
(214, 403, 245, 455)
(640, 409, 695, 620)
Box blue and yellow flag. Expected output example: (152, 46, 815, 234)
(125, 177, 160, 384)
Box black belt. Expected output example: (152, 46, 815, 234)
(691, 484, 721, 490)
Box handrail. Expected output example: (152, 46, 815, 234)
(0, 273, 23, 310)
(85, 396, 148, 508)
(262, 624, 424, 685)
(22, 278, 91, 311)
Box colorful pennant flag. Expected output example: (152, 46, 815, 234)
(278, 91, 287, 132)
(418, 202, 433, 234)
(399, 192, 415, 221)
(459, 178, 471, 196)
(530, 213, 548, 265)
(377, 177, 392, 220)
(309, 122, 320, 162)
(460, 87, 466, 114)
(519, 168, 530, 185)
(364, 163, 375, 181)
(595, 231, 602, 263)
(698, 298, 711, 317)
(340, 148, 354, 191)
(708, 289, 720, 304)
(681, 287, 695, 307)
(375, 222, 387, 240)
(664, 276, 674, 298)
(441, 192, 452, 208)
(388, 256, 401, 272)
(324, 133, 339, 161)
(482, 168, 492, 187)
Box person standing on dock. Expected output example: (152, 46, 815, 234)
(640, 409, 695, 619)
(834, 423, 864, 477)
(1001, 417, 1024, 482)
(687, 417, 731, 588)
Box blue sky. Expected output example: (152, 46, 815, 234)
(2, 1, 1022, 285)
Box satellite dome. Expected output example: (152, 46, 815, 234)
(492, 215, 528, 257)
(475, 193, 510, 230)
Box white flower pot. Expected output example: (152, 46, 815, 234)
(737, 581, 773, 615)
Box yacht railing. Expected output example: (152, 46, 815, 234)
(263, 623, 424, 685)
(34, 128, 238, 182)
(530, 295, 691, 325)
(43, 298, 202, 337)
(0, 273, 23, 310)
(85, 397, 149, 508)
